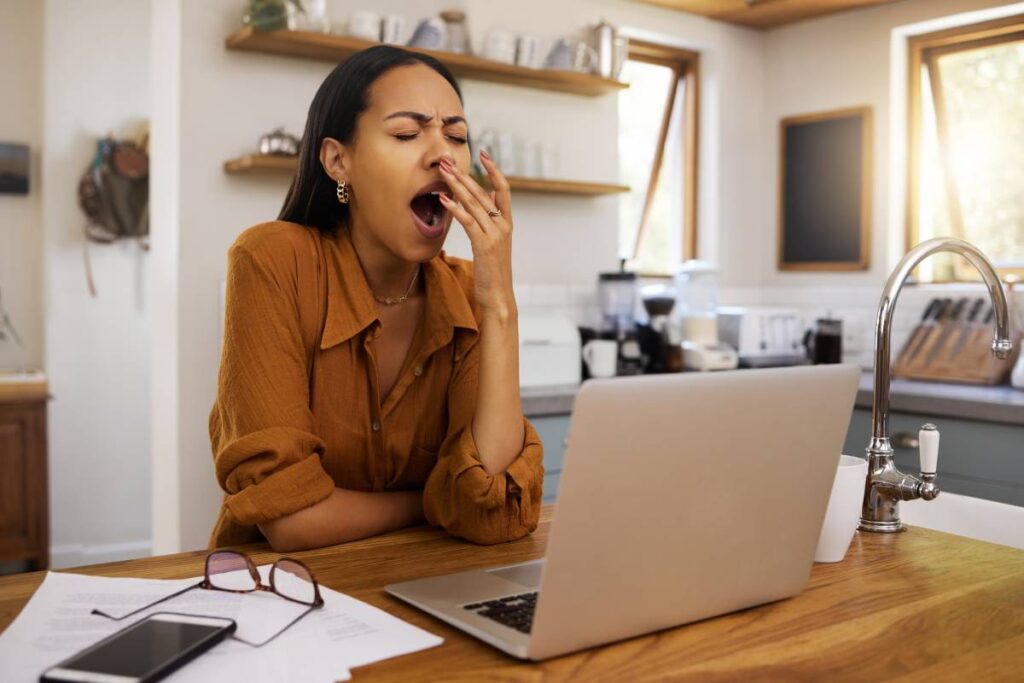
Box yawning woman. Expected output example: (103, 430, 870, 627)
(208, 45, 544, 551)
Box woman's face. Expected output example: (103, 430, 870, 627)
(328, 63, 472, 263)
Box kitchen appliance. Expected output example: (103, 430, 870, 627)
(718, 307, 808, 368)
(673, 261, 738, 372)
(598, 261, 643, 375)
(805, 316, 843, 364)
(639, 284, 682, 373)
(518, 313, 581, 388)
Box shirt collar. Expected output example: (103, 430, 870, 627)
(320, 228, 478, 350)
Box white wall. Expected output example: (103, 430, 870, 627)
(150, 0, 765, 552)
(42, 0, 152, 568)
(0, 2, 44, 371)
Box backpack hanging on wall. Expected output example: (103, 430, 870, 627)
(77, 127, 150, 296)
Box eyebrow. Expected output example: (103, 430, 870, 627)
(383, 111, 467, 126)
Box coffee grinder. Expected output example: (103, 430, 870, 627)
(598, 260, 643, 375)
(640, 283, 683, 373)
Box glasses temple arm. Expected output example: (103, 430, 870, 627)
(91, 581, 204, 621)
(230, 603, 322, 648)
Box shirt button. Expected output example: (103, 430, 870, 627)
(371, 420, 380, 432)
(414, 366, 423, 377)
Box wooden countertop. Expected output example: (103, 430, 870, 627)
(3, 506, 1023, 680)
(0, 370, 48, 402)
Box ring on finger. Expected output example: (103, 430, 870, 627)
(486, 207, 501, 218)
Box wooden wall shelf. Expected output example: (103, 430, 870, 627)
(225, 26, 628, 97)
(224, 154, 630, 196)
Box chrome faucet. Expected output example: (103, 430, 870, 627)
(860, 238, 1014, 533)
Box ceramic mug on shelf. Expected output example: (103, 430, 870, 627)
(348, 10, 381, 41)
(814, 455, 869, 563)
(516, 34, 543, 69)
(484, 30, 518, 63)
(380, 15, 406, 44)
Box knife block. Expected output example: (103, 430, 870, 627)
(893, 326, 1019, 384)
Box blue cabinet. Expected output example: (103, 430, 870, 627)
(844, 408, 1024, 507)
(530, 415, 571, 503)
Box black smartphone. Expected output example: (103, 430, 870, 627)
(40, 612, 236, 683)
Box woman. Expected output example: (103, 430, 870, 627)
(208, 46, 543, 551)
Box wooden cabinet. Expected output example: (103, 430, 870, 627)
(0, 398, 48, 570)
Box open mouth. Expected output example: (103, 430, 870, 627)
(410, 190, 446, 229)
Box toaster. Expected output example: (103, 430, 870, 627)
(717, 307, 809, 368)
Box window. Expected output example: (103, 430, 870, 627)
(618, 41, 699, 276)
(908, 15, 1024, 281)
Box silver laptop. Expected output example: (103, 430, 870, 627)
(387, 364, 860, 660)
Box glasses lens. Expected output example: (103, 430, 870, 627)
(207, 551, 258, 591)
(271, 560, 317, 605)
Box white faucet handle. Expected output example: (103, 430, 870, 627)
(919, 423, 939, 475)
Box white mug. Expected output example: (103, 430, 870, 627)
(496, 132, 517, 175)
(484, 30, 518, 64)
(348, 11, 381, 41)
(814, 455, 868, 563)
(380, 15, 405, 44)
(517, 139, 540, 178)
(540, 142, 558, 178)
(516, 34, 542, 69)
(582, 340, 618, 378)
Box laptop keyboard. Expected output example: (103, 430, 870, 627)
(463, 592, 537, 634)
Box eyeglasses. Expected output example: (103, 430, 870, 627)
(92, 550, 325, 647)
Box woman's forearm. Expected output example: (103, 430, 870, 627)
(258, 487, 423, 552)
(473, 303, 526, 476)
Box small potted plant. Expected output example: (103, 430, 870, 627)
(243, 0, 305, 31)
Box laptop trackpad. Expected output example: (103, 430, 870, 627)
(486, 560, 544, 589)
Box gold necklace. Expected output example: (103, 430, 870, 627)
(373, 265, 420, 305)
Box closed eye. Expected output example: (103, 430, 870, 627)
(393, 133, 468, 144)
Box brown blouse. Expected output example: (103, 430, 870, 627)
(208, 221, 544, 548)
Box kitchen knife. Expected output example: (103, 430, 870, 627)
(947, 297, 986, 361)
(908, 298, 951, 370)
(924, 298, 967, 367)
(898, 298, 941, 367)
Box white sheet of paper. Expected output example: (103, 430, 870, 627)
(0, 565, 442, 682)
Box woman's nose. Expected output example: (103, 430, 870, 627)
(426, 134, 457, 168)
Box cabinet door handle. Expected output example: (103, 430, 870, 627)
(892, 432, 919, 449)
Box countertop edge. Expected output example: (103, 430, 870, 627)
(522, 373, 1024, 425)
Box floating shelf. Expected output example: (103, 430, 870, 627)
(224, 154, 630, 196)
(225, 26, 628, 97)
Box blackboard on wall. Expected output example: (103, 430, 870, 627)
(778, 107, 871, 271)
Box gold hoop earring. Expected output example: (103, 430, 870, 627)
(337, 180, 350, 204)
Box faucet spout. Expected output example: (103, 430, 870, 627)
(862, 238, 1013, 533)
(870, 238, 1012, 443)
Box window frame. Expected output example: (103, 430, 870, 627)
(906, 13, 1024, 280)
(624, 40, 700, 277)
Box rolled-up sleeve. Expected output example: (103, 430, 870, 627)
(209, 241, 335, 538)
(422, 333, 544, 544)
